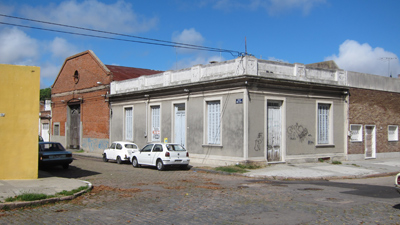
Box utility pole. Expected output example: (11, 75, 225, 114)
(380, 57, 397, 77)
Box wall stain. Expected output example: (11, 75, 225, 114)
(287, 123, 313, 144)
(254, 132, 263, 151)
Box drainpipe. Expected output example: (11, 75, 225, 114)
(243, 81, 249, 162)
(144, 95, 150, 139)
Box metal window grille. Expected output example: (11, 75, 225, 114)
(318, 104, 330, 144)
(125, 108, 133, 140)
(207, 101, 221, 144)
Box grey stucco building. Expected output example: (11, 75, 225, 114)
(108, 56, 350, 165)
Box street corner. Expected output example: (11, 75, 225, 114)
(0, 180, 93, 210)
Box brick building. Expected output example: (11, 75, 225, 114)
(51, 50, 161, 153)
(347, 72, 400, 160)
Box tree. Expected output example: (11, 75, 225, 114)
(40, 88, 51, 100)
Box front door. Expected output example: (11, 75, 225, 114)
(365, 125, 376, 158)
(267, 101, 282, 162)
(174, 104, 186, 147)
(42, 123, 49, 142)
(69, 104, 80, 149)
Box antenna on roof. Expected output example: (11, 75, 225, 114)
(245, 37, 247, 56)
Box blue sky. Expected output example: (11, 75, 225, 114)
(0, 0, 399, 88)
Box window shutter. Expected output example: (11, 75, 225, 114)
(318, 104, 330, 144)
(207, 101, 221, 144)
(125, 108, 133, 140)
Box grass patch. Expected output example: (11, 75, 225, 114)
(214, 164, 264, 174)
(332, 161, 342, 165)
(75, 149, 85, 153)
(57, 186, 87, 196)
(5, 193, 48, 202)
(4, 185, 87, 203)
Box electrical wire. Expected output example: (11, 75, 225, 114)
(0, 14, 242, 56)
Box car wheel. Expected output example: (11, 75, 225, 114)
(103, 154, 108, 162)
(132, 157, 140, 168)
(62, 164, 69, 169)
(116, 156, 122, 164)
(156, 159, 165, 171)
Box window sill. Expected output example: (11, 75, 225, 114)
(202, 144, 223, 148)
(316, 144, 335, 148)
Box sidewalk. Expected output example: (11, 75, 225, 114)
(1, 151, 399, 209)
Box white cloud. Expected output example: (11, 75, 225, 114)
(48, 37, 79, 59)
(172, 28, 205, 54)
(267, 57, 289, 63)
(0, 27, 81, 87)
(19, 0, 158, 33)
(0, 27, 39, 65)
(173, 55, 225, 70)
(206, 0, 326, 15)
(325, 40, 400, 77)
(267, 0, 326, 15)
(40, 63, 61, 88)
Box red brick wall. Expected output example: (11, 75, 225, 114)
(51, 51, 110, 139)
(52, 52, 111, 94)
(348, 88, 400, 154)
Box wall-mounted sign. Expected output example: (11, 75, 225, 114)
(236, 98, 243, 104)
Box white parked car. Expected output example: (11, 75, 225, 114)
(395, 173, 400, 194)
(130, 143, 190, 170)
(103, 141, 139, 164)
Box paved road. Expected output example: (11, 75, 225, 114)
(1, 155, 399, 224)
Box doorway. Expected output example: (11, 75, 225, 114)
(267, 101, 282, 162)
(68, 104, 80, 149)
(174, 104, 186, 147)
(365, 125, 376, 158)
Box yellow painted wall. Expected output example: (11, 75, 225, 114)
(0, 64, 40, 179)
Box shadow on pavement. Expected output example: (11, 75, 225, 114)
(249, 179, 400, 199)
(39, 165, 101, 179)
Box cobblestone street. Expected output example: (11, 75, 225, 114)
(1, 155, 400, 224)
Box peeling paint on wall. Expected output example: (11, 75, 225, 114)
(81, 138, 109, 153)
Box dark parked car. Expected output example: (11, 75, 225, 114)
(39, 142, 73, 169)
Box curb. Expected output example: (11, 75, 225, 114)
(0, 181, 93, 210)
(193, 168, 399, 181)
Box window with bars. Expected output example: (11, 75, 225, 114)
(53, 123, 60, 136)
(317, 103, 331, 144)
(207, 101, 221, 145)
(350, 124, 362, 142)
(125, 107, 133, 141)
(151, 106, 161, 141)
(388, 125, 399, 141)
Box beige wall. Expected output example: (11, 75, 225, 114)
(0, 64, 40, 179)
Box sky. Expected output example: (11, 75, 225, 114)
(0, 0, 399, 88)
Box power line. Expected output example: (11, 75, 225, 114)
(0, 14, 241, 56)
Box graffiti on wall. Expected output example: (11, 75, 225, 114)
(81, 138, 109, 152)
(287, 123, 314, 144)
(254, 132, 263, 151)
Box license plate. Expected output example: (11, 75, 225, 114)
(175, 160, 182, 162)
(50, 155, 66, 159)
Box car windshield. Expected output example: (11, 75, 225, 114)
(40, 143, 65, 151)
(166, 144, 185, 151)
(125, 144, 137, 149)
